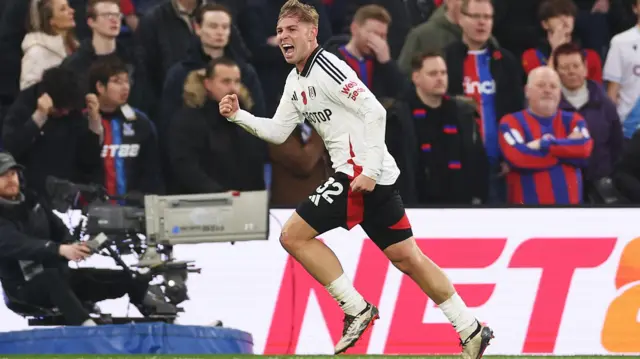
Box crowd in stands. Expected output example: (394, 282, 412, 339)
(0, 0, 638, 207)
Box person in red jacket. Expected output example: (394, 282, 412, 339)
(499, 66, 593, 205)
(521, 0, 602, 83)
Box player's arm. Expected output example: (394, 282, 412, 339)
(225, 79, 301, 145)
(320, 57, 386, 182)
(603, 39, 622, 105)
(498, 114, 558, 170)
(542, 114, 593, 161)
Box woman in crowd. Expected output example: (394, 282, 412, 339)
(20, 0, 78, 90)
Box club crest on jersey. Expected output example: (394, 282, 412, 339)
(301, 91, 307, 105)
(123, 123, 135, 136)
(308, 86, 316, 99)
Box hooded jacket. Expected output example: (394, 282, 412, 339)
(20, 32, 68, 90)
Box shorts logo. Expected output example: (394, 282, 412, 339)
(309, 177, 344, 206)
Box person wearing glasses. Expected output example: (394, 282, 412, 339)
(443, 0, 524, 204)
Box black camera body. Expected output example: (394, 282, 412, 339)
(45, 177, 198, 312)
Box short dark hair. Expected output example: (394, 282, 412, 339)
(205, 57, 239, 79)
(194, 3, 232, 26)
(40, 66, 84, 111)
(88, 56, 129, 94)
(552, 42, 585, 68)
(86, 0, 120, 19)
(538, 0, 577, 22)
(411, 50, 444, 71)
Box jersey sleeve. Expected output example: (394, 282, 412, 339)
(603, 38, 623, 84)
(317, 53, 387, 181)
(498, 114, 558, 170)
(541, 113, 593, 160)
(230, 74, 301, 145)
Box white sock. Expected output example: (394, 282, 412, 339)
(82, 319, 97, 326)
(438, 293, 477, 334)
(325, 273, 367, 316)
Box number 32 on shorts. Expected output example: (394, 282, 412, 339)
(310, 177, 344, 205)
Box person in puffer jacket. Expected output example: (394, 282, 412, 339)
(20, 0, 78, 90)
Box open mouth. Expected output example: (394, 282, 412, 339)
(282, 44, 294, 56)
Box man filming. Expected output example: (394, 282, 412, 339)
(0, 152, 170, 326)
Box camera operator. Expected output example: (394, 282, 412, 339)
(0, 152, 169, 326)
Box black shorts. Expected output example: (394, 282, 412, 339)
(296, 172, 413, 250)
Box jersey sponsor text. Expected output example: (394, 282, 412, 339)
(101, 144, 140, 158)
(464, 77, 496, 95)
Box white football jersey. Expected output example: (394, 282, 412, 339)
(231, 47, 400, 185)
(603, 26, 640, 123)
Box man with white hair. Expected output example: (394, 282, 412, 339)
(498, 66, 593, 204)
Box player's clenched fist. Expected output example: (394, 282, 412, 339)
(219, 94, 239, 119)
(350, 174, 376, 193)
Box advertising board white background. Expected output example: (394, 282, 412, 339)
(0, 208, 639, 355)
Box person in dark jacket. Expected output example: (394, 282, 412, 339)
(443, 0, 523, 203)
(161, 3, 265, 135)
(89, 56, 163, 196)
(61, 0, 134, 95)
(167, 57, 265, 194)
(387, 50, 488, 205)
(1, 66, 103, 196)
(134, 0, 250, 120)
(324, 4, 408, 101)
(613, 129, 640, 203)
(0, 152, 172, 326)
(555, 42, 624, 202)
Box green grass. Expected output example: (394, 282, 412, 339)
(0, 356, 635, 359)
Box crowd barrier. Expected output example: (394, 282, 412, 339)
(0, 208, 639, 355)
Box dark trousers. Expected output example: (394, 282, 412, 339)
(7, 267, 149, 325)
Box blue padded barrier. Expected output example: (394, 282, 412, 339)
(0, 322, 253, 354)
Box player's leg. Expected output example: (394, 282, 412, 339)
(363, 188, 493, 359)
(283, 175, 370, 319)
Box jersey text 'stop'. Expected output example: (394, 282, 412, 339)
(230, 46, 399, 185)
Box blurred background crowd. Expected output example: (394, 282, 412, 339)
(0, 0, 639, 207)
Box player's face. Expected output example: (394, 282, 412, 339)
(205, 64, 241, 102)
(353, 19, 388, 56)
(0, 169, 20, 199)
(412, 56, 448, 96)
(460, 1, 493, 45)
(101, 72, 130, 107)
(526, 70, 562, 115)
(196, 10, 231, 49)
(88, 2, 121, 38)
(276, 16, 317, 64)
(555, 53, 587, 91)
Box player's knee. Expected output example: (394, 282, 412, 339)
(384, 238, 423, 275)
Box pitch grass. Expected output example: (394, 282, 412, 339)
(0, 356, 635, 359)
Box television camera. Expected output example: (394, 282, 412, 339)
(45, 177, 269, 322)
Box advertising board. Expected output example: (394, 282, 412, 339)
(0, 208, 638, 355)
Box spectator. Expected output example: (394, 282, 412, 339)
(88, 57, 163, 197)
(603, 0, 640, 139)
(167, 58, 265, 195)
(342, 0, 438, 59)
(324, 4, 407, 101)
(443, 0, 523, 203)
(521, 0, 602, 84)
(2, 66, 103, 195)
(499, 66, 593, 205)
(61, 0, 132, 95)
(161, 3, 265, 135)
(134, 0, 250, 119)
(555, 43, 623, 201)
(238, 0, 331, 115)
(21, 0, 78, 90)
(398, 0, 464, 73)
(387, 50, 488, 205)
